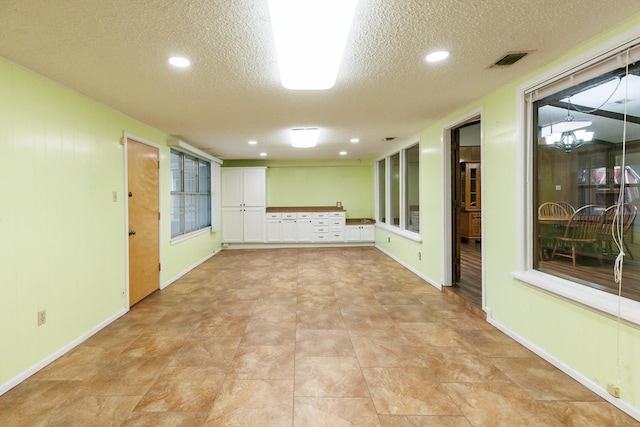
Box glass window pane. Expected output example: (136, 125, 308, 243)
(391, 153, 400, 227)
(199, 194, 211, 228)
(377, 160, 386, 223)
(533, 62, 640, 302)
(170, 151, 181, 192)
(199, 161, 210, 193)
(184, 156, 197, 193)
(404, 144, 420, 232)
(184, 194, 197, 233)
(171, 194, 183, 237)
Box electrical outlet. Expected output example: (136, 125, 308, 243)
(388, 237, 390, 243)
(607, 383, 620, 398)
(37, 310, 46, 326)
(120, 288, 126, 299)
(112, 191, 118, 202)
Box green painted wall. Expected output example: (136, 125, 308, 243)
(224, 160, 374, 219)
(373, 15, 640, 412)
(0, 59, 220, 388)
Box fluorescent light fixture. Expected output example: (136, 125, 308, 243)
(339, 151, 347, 155)
(248, 140, 258, 145)
(260, 152, 267, 157)
(425, 50, 449, 62)
(291, 128, 319, 148)
(350, 138, 360, 143)
(168, 56, 191, 68)
(268, 0, 358, 90)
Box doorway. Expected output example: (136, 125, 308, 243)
(447, 116, 483, 309)
(126, 137, 160, 306)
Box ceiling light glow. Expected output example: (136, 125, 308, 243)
(268, 0, 358, 90)
(168, 56, 191, 68)
(248, 140, 258, 145)
(350, 138, 359, 143)
(339, 151, 347, 155)
(291, 128, 320, 148)
(260, 152, 267, 157)
(425, 50, 449, 63)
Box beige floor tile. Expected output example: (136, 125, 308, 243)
(398, 322, 462, 347)
(228, 344, 295, 379)
(414, 346, 510, 383)
(46, 395, 142, 426)
(542, 401, 640, 426)
(88, 357, 170, 395)
(122, 411, 208, 426)
(242, 321, 296, 346)
(456, 329, 535, 358)
(378, 415, 472, 426)
(351, 336, 426, 367)
(297, 308, 347, 330)
(295, 357, 369, 397)
(207, 380, 293, 426)
(296, 329, 355, 357)
(169, 337, 240, 368)
(133, 366, 225, 412)
(491, 356, 602, 401)
(363, 367, 461, 416)
(442, 382, 564, 426)
(294, 396, 381, 427)
(251, 303, 297, 323)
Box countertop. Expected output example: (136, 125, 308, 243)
(266, 206, 346, 213)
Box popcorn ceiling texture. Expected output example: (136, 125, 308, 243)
(0, 0, 638, 159)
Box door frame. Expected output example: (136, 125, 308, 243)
(123, 131, 162, 307)
(441, 108, 486, 309)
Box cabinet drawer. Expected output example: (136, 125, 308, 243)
(313, 218, 329, 226)
(313, 226, 328, 233)
(297, 212, 313, 219)
(282, 212, 297, 220)
(329, 212, 346, 218)
(330, 232, 344, 241)
(330, 218, 345, 228)
(266, 212, 282, 220)
(313, 212, 329, 219)
(313, 233, 330, 242)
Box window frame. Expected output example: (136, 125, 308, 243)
(375, 139, 421, 242)
(512, 28, 640, 325)
(168, 141, 222, 244)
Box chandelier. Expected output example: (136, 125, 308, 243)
(541, 106, 594, 153)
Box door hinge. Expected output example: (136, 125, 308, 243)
(157, 160, 160, 169)
(158, 212, 161, 220)
(452, 141, 459, 151)
(159, 263, 161, 271)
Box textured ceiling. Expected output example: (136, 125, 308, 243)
(1, 0, 639, 160)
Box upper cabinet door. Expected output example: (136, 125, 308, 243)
(242, 168, 266, 206)
(221, 168, 244, 207)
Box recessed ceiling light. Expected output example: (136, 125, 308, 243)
(268, 0, 358, 90)
(260, 152, 267, 157)
(339, 151, 347, 155)
(168, 56, 191, 68)
(248, 140, 258, 145)
(291, 128, 320, 148)
(350, 138, 359, 143)
(425, 50, 449, 63)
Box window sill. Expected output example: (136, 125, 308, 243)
(171, 227, 213, 245)
(512, 269, 640, 326)
(375, 223, 422, 243)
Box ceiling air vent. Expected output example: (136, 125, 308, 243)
(383, 137, 396, 142)
(489, 51, 532, 68)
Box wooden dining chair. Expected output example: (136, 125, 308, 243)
(552, 204, 605, 266)
(556, 201, 576, 215)
(538, 202, 569, 220)
(600, 203, 637, 259)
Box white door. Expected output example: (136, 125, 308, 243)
(222, 169, 243, 207)
(267, 220, 282, 242)
(243, 207, 266, 242)
(282, 220, 297, 242)
(297, 220, 313, 242)
(243, 169, 266, 206)
(361, 226, 375, 241)
(222, 208, 243, 242)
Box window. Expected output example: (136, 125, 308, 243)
(171, 149, 212, 237)
(376, 141, 420, 237)
(528, 41, 640, 303)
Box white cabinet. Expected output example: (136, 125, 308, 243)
(345, 225, 375, 242)
(282, 219, 297, 242)
(222, 167, 266, 243)
(267, 213, 298, 243)
(296, 214, 313, 242)
(266, 213, 282, 243)
(329, 212, 346, 242)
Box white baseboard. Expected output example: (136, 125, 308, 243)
(485, 309, 640, 422)
(161, 249, 221, 290)
(375, 244, 441, 290)
(0, 308, 128, 396)
(222, 242, 374, 250)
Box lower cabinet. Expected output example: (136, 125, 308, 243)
(345, 225, 375, 242)
(297, 219, 313, 242)
(460, 210, 481, 241)
(223, 207, 265, 243)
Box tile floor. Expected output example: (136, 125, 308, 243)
(0, 247, 638, 426)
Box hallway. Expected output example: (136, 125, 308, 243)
(0, 248, 636, 426)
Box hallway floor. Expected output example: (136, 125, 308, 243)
(0, 247, 637, 426)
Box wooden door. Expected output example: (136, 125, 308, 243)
(127, 138, 160, 306)
(451, 128, 462, 283)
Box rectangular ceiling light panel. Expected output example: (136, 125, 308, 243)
(268, 0, 358, 90)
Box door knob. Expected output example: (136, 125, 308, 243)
(129, 229, 136, 236)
